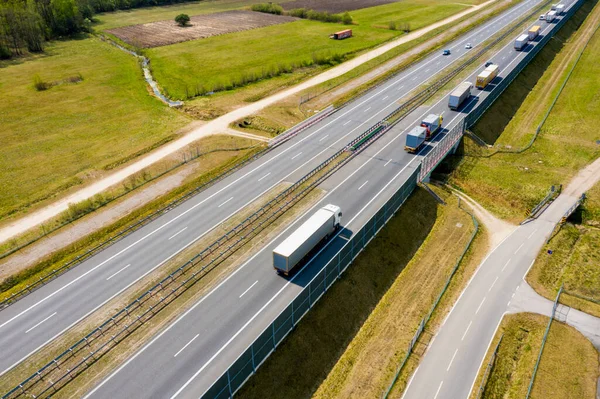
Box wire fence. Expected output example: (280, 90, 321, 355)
(475, 334, 504, 399)
(525, 284, 563, 399)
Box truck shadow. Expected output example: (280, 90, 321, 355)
(237, 187, 439, 399)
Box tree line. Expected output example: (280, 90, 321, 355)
(0, 0, 195, 59)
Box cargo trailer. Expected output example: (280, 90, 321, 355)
(405, 126, 427, 153)
(514, 34, 529, 51)
(448, 82, 472, 110)
(475, 64, 499, 89)
(556, 4, 565, 14)
(528, 25, 541, 40)
(420, 114, 443, 140)
(546, 10, 557, 22)
(273, 204, 342, 275)
(331, 29, 352, 40)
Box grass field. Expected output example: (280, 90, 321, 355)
(447, 1, 600, 222)
(145, 0, 472, 99)
(236, 187, 488, 399)
(470, 313, 598, 399)
(0, 36, 190, 221)
(526, 180, 600, 317)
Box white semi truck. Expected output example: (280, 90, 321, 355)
(448, 82, 472, 110)
(514, 34, 529, 51)
(273, 204, 342, 275)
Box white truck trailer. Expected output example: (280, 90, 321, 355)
(514, 34, 529, 51)
(556, 3, 565, 14)
(546, 10, 557, 22)
(273, 204, 342, 275)
(448, 82, 472, 110)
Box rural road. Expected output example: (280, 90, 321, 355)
(75, 3, 575, 397)
(0, 0, 548, 382)
(0, 0, 497, 242)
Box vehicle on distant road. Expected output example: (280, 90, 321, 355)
(448, 82, 472, 110)
(546, 10, 557, 22)
(539, 14, 545, 20)
(465, 43, 472, 49)
(443, 49, 451, 55)
(405, 126, 427, 153)
(528, 25, 541, 40)
(273, 204, 342, 275)
(475, 64, 499, 89)
(556, 3, 565, 14)
(420, 113, 443, 140)
(484, 61, 494, 67)
(514, 34, 529, 51)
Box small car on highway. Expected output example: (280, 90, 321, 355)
(465, 43, 472, 49)
(443, 49, 451, 55)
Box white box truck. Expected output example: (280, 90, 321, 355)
(448, 82, 472, 110)
(514, 34, 529, 51)
(556, 3, 565, 14)
(273, 204, 342, 275)
(546, 10, 557, 22)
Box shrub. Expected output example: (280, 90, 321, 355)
(251, 3, 283, 15)
(388, 21, 397, 30)
(175, 13, 190, 27)
(33, 75, 51, 91)
(341, 12, 353, 25)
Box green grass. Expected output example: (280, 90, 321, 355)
(449, 1, 600, 222)
(0, 36, 190, 221)
(146, 0, 471, 100)
(471, 313, 598, 399)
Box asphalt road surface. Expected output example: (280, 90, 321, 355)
(0, 0, 547, 379)
(80, 2, 574, 397)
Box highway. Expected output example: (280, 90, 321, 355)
(0, 0, 546, 380)
(80, 1, 566, 396)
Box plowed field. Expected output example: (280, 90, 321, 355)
(107, 10, 296, 48)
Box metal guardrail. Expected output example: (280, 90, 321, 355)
(420, 119, 466, 180)
(476, 334, 503, 399)
(268, 105, 336, 147)
(522, 184, 562, 224)
(525, 284, 563, 399)
(382, 195, 479, 398)
(203, 167, 421, 399)
(547, 192, 585, 243)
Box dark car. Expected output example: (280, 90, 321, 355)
(443, 49, 451, 55)
(484, 61, 494, 67)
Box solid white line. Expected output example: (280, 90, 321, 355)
(291, 152, 302, 160)
(501, 258, 511, 272)
(319, 134, 330, 141)
(217, 197, 233, 208)
(384, 159, 393, 167)
(173, 334, 199, 358)
(447, 349, 458, 371)
(106, 264, 131, 281)
(358, 180, 369, 190)
(364, 106, 371, 113)
(257, 172, 271, 182)
(489, 276, 499, 292)
(515, 242, 525, 254)
(239, 281, 258, 298)
(434, 381, 444, 399)
(528, 228, 538, 239)
(168, 227, 187, 240)
(476, 297, 486, 314)
(25, 312, 57, 334)
(461, 321, 472, 341)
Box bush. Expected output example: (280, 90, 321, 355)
(341, 12, 352, 25)
(251, 3, 283, 15)
(175, 13, 190, 26)
(33, 75, 51, 91)
(388, 21, 397, 30)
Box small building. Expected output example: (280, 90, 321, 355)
(331, 29, 352, 40)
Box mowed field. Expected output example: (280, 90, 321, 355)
(282, 0, 485, 13)
(0, 37, 189, 220)
(145, 0, 473, 99)
(107, 10, 296, 48)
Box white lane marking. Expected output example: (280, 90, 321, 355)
(489, 276, 499, 291)
(515, 242, 525, 254)
(343, 120, 352, 126)
(434, 381, 444, 399)
(383, 95, 389, 100)
(25, 312, 57, 334)
(528, 228, 538, 239)
(173, 334, 199, 358)
(291, 152, 302, 160)
(501, 258, 511, 272)
(217, 197, 234, 208)
(397, 85, 404, 90)
(106, 264, 131, 281)
(476, 297, 486, 314)
(384, 159, 393, 167)
(425, 69, 430, 73)
(461, 321, 472, 341)
(364, 106, 371, 113)
(507, 300, 511, 306)
(412, 76, 418, 81)
(358, 181, 369, 190)
(447, 349, 458, 371)
(512, 292, 515, 298)
(168, 227, 188, 240)
(319, 134, 330, 142)
(239, 281, 259, 298)
(404, 366, 419, 393)
(257, 172, 271, 181)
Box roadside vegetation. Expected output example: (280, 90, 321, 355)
(0, 37, 190, 221)
(237, 187, 488, 399)
(447, 0, 600, 222)
(527, 180, 600, 317)
(470, 313, 598, 399)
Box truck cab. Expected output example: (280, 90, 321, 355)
(322, 204, 342, 228)
(420, 113, 443, 140)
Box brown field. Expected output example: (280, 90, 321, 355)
(107, 10, 296, 48)
(281, 0, 399, 13)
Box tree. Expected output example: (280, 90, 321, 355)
(341, 12, 352, 25)
(174, 13, 190, 27)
